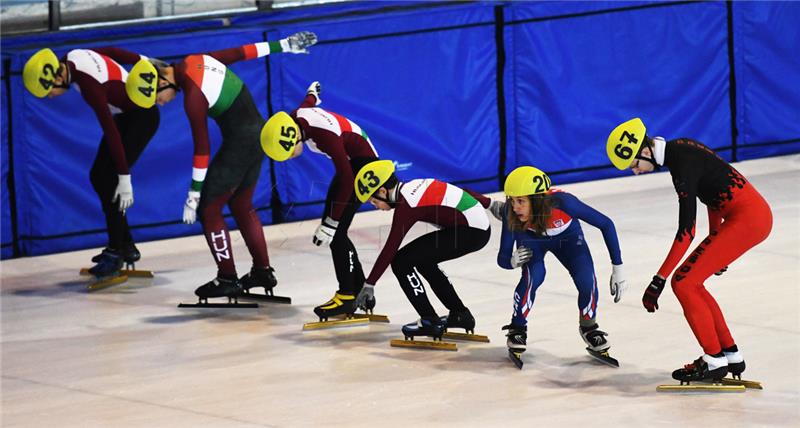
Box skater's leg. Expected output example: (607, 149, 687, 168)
(511, 258, 546, 327)
(229, 160, 270, 269)
(324, 176, 365, 294)
(89, 133, 125, 251)
(550, 229, 598, 324)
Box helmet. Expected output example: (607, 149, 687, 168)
(354, 160, 395, 203)
(504, 166, 551, 197)
(23, 48, 60, 98)
(261, 112, 300, 161)
(125, 59, 158, 108)
(607, 118, 647, 170)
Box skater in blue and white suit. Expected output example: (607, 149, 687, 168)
(494, 166, 626, 359)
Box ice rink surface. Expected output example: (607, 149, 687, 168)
(2, 155, 798, 427)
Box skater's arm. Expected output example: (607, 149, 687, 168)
(91, 47, 144, 65)
(208, 31, 317, 65)
(183, 85, 212, 191)
(463, 188, 491, 208)
(326, 142, 356, 221)
(78, 77, 130, 175)
(365, 205, 414, 285)
(559, 193, 622, 265)
(497, 207, 516, 269)
(657, 171, 698, 278)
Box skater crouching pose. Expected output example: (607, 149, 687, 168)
(261, 82, 380, 319)
(606, 118, 772, 383)
(496, 166, 626, 363)
(153, 31, 318, 299)
(353, 160, 492, 339)
(23, 47, 160, 276)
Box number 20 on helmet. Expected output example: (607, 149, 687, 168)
(607, 118, 646, 170)
(504, 166, 551, 197)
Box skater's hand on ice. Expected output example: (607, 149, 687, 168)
(642, 275, 666, 313)
(355, 283, 374, 310)
(510, 246, 532, 268)
(312, 216, 338, 246)
(182, 190, 200, 224)
(714, 266, 728, 276)
(609, 264, 626, 303)
(113, 174, 134, 213)
(307, 81, 321, 105)
(282, 31, 318, 54)
(489, 200, 505, 221)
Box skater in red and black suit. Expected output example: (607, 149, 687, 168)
(261, 82, 380, 319)
(606, 118, 773, 383)
(22, 47, 160, 277)
(152, 31, 317, 299)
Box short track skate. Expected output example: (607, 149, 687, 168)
(87, 273, 129, 291)
(656, 382, 745, 392)
(178, 296, 258, 308)
(586, 347, 619, 368)
(389, 336, 457, 351)
(239, 287, 292, 304)
(508, 349, 524, 369)
(389, 319, 456, 351)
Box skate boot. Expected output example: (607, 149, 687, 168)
(723, 345, 746, 379)
(194, 276, 242, 299)
(401, 317, 445, 340)
(580, 323, 610, 352)
(239, 266, 278, 292)
(440, 308, 476, 334)
(88, 250, 124, 278)
(672, 354, 728, 383)
(502, 324, 527, 353)
(121, 242, 141, 264)
(313, 292, 357, 321)
(91, 247, 113, 263)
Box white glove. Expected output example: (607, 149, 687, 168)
(355, 283, 375, 310)
(113, 174, 134, 213)
(510, 246, 532, 268)
(609, 264, 627, 303)
(312, 216, 338, 246)
(281, 31, 318, 54)
(307, 81, 321, 105)
(489, 200, 505, 221)
(182, 190, 201, 224)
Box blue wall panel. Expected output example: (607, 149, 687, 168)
(1, 68, 12, 259)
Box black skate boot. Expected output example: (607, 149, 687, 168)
(580, 323, 610, 352)
(313, 293, 357, 321)
(195, 276, 242, 299)
(91, 247, 113, 263)
(672, 354, 728, 384)
(440, 308, 476, 334)
(121, 242, 141, 265)
(240, 266, 278, 292)
(401, 317, 445, 340)
(502, 324, 527, 353)
(88, 250, 124, 278)
(723, 345, 746, 379)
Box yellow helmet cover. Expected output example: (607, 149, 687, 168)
(126, 59, 158, 108)
(607, 118, 647, 170)
(23, 48, 60, 98)
(354, 160, 395, 203)
(261, 112, 300, 161)
(504, 166, 552, 197)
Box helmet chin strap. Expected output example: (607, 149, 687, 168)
(635, 150, 660, 171)
(372, 183, 399, 207)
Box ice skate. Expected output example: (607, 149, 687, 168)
(502, 324, 527, 369)
(303, 293, 368, 330)
(82, 244, 152, 279)
(657, 354, 744, 392)
(178, 277, 257, 308)
(440, 308, 489, 343)
(85, 250, 128, 291)
(706, 348, 762, 389)
(390, 318, 456, 351)
(238, 267, 291, 304)
(580, 323, 619, 368)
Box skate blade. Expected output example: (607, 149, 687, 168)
(586, 348, 619, 368)
(336, 313, 390, 323)
(442, 331, 490, 343)
(87, 275, 128, 291)
(508, 350, 524, 369)
(239, 290, 292, 304)
(390, 339, 457, 351)
(178, 298, 258, 308)
(81, 268, 153, 278)
(302, 317, 370, 330)
(656, 384, 745, 392)
(715, 377, 763, 390)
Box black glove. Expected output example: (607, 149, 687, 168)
(642, 275, 666, 313)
